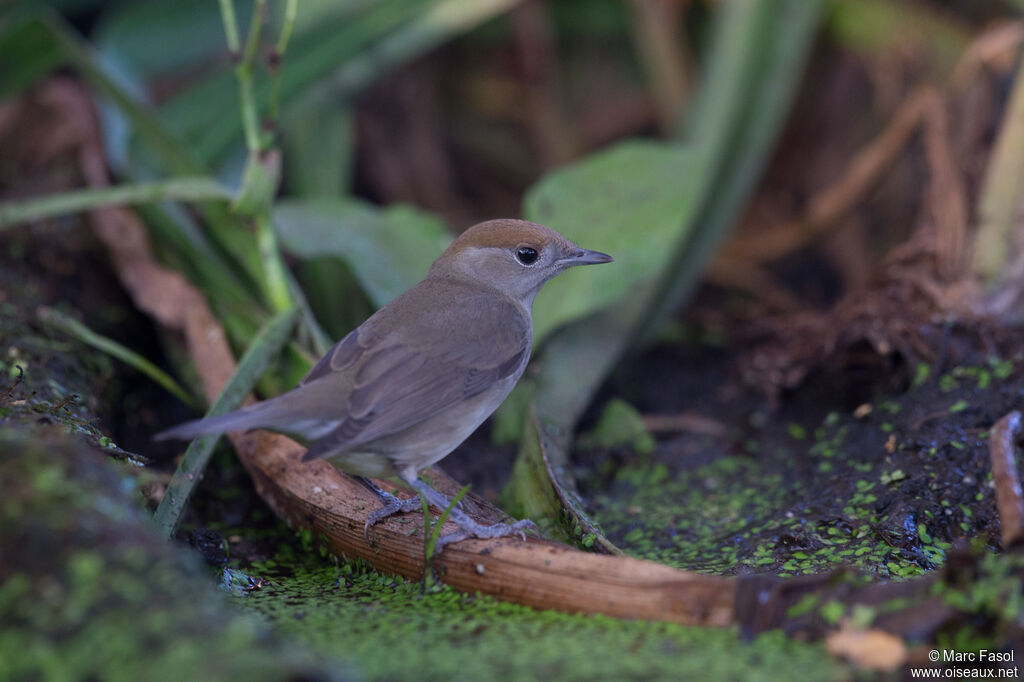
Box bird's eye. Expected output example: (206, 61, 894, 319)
(515, 246, 539, 265)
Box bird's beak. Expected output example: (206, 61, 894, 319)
(563, 248, 614, 266)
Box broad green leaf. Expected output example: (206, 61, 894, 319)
(273, 198, 451, 307)
(526, 140, 702, 345)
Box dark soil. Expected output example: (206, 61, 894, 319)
(579, 316, 1023, 579)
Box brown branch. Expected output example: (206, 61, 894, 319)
(989, 411, 1024, 549)
(235, 429, 735, 625)
(642, 411, 728, 438)
(920, 89, 968, 278)
(722, 86, 933, 264)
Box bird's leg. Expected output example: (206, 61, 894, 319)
(406, 478, 537, 552)
(355, 476, 421, 542)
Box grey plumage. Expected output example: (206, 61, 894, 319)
(157, 218, 612, 548)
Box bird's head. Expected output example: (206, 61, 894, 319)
(430, 219, 613, 304)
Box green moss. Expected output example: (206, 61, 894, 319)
(234, 550, 845, 682)
(584, 371, 1005, 580)
(0, 431, 343, 682)
(912, 363, 931, 387)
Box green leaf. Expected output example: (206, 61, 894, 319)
(526, 141, 701, 345)
(577, 399, 655, 455)
(273, 198, 451, 307)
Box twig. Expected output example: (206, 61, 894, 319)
(0, 365, 23, 405)
(920, 90, 968, 278)
(705, 256, 806, 312)
(722, 87, 932, 264)
(642, 412, 728, 438)
(950, 21, 1024, 91)
(989, 411, 1024, 548)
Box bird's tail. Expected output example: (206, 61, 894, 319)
(154, 400, 278, 442)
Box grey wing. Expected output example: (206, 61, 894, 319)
(301, 312, 529, 462)
(301, 326, 363, 385)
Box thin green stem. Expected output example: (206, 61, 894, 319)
(275, 0, 298, 55)
(421, 485, 471, 588)
(38, 307, 198, 409)
(268, 0, 299, 122)
(0, 177, 233, 230)
(236, 0, 267, 153)
(152, 307, 299, 540)
(256, 214, 293, 313)
(217, 0, 241, 53)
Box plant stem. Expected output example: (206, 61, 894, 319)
(421, 485, 471, 587)
(217, 0, 241, 53)
(152, 307, 299, 540)
(256, 214, 293, 312)
(236, 0, 267, 153)
(269, 0, 299, 122)
(0, 177, 231, 230)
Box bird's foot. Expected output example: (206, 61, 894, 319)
(364, 495, 422, 540)
(434, 516, 538, 553)
(355, 476, 422, 542)
(388, 476, 538, 552)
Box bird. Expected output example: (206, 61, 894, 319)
(157, 219, 613, 549)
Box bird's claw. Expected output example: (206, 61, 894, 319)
(362, 493, 421, 543)
(433, 517, 538, 553)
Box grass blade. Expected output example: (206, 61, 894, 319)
(37, 306, 198, 409)
(0, 177, 231, 230)
(152, 307, 299, 539)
